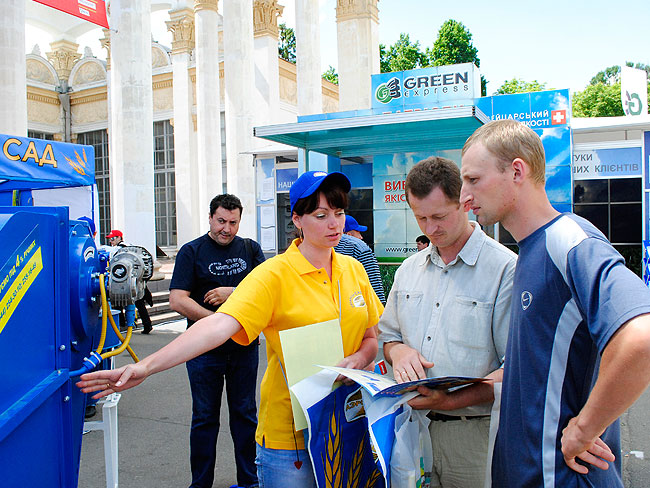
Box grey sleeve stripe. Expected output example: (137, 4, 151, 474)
(545, 216, 588, 284)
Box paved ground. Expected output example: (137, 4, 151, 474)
(78, 319, 650, 488)
(78, 320, 265, 488)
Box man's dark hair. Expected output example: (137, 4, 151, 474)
(416, 235, 430, 245)
(210, 194, 243, 216)
(405, 157, 461, 204)
(292, 179, 349, 216)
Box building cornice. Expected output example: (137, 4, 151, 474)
(153, 72, 174, 90)
(336, 0, 379, 23)
(194, 0, 218, 13)
(70, 92, 108, 105)
(46, 39, 82, 82)
(27, 86, 60, 106)
(253, 0, 284, 39)
(167, 8, 195, 55)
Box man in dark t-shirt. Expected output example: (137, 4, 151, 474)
(170, 194, 265, 488)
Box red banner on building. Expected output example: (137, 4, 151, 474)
(34, 0, 109, 29)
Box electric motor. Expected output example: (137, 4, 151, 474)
(107, 246, 153, 307)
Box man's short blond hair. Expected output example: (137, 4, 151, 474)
(462, 119, 547, 184)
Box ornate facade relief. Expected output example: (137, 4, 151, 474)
(336, 0, 379, 22)
(322, 82, 340, 113)
(253, 0, 284, 39)
(152, 43, 171, 68)
(71, 95, 108, 125)
(279, 59, 297, 105)
(26, 56, 57, 85)
(27, 88, 61, 126)
(153, 74, 174, 112)
(46, 40, 82, 83)
(70, 59, 107, 87)
(167, 8, 195, 55)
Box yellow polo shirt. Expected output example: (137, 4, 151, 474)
(220, 239, 384, 450)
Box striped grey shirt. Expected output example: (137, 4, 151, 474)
(334, 233, 386, 304)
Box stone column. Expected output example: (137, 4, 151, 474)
(46, 40, 81, 142)
(99, 29, 112, 240)
(193, 0, 223, 236)
(46, 40, 81, 86)
(100, 29, 111, 71)
(295, 0, 322, 116)
(107, 0, 156, 256)
(0, 0, 27, 135)
(223, 0, 257, 238)
(336, 0, 379, 111)
(167, 7, 198, 247)
(253, 0, 283, 125)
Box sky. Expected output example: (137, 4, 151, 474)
(26, 0, 650, 95)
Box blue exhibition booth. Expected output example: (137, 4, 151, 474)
(0, 134, 103, 487)
(254, 64, 572, 259)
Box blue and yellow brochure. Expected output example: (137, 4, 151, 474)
(319, 365, 487, 397)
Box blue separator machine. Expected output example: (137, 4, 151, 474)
(0, 135, 152, 487)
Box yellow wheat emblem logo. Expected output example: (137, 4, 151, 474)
(321, 406, 383, 488)
(64, 148, 88, 176)
(323, 410, 343, 487)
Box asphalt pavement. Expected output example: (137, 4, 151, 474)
(78, 319, 265, 488)
(77, 320, 650, 488)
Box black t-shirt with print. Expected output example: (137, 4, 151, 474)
(170, 233, 265, 351)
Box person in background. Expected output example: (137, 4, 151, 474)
(379, 156, 516, 487)
(78, 171, 383, 488)
(335, 215, 386, 304)
(416, 234, 430, 251)
(105, 229, 154, 335)
(169, 193, 265, 488)
(460, 119, 650, 487)
(343, 215, 366, 241)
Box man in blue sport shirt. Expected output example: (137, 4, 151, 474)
(460, 119, 650, 487)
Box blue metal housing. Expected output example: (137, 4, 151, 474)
(0, 206, 100, 488)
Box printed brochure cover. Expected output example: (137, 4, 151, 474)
(319, 365, 487, 397)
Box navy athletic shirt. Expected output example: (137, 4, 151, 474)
(493, 213, 650, 487)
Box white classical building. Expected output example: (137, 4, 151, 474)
(4, 0, 380, 256)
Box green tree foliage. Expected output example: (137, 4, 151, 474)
(428, 20, 486, 96)
(590, 62, 650, 85)
(379, 33, 429, 73)
(429, 20, 477, 66)
(495, 78, 547, 95)
(322, 65, 338, 85)
(278, 23, 296, 63)
(572, 83, 624, 117)
(573, 62, 650, 117)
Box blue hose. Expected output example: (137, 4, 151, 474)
(69, 351, 103, 378)
(69, 304, 137, 377)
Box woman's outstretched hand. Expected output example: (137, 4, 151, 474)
(76, 362, 148, 399)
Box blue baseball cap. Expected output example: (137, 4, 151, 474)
(289, 171, 351, 214)
(344, 215, 367, 233)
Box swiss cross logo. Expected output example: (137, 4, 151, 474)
(551, 110, 566, 125)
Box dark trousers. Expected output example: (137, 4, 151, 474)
(117, 298, 151, 330)
(135, 298, 151, 329)
(186, 344, 259, 488)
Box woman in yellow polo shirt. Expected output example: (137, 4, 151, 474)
(78, 170, 384, 488)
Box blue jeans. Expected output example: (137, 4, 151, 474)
(186, 343, 259, 488)
(256, 441, 316, 488)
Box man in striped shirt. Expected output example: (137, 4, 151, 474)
(334, 215, 385, 304)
